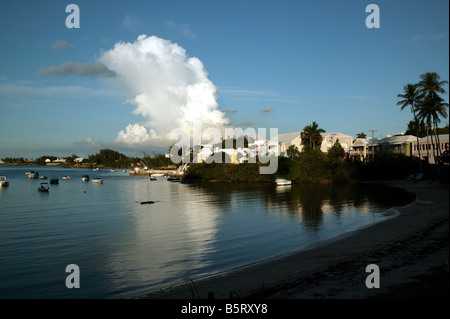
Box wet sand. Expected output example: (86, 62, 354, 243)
(146, 180, 449, 299)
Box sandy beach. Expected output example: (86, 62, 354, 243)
(147, 179, 449, 299)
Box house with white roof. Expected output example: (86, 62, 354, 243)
(319, 133, 353, 153)
(273, 131, 353, 157)
(272, 132, 303, 157)
(350, 138, 372, 162)
(367, 135, 417, 158)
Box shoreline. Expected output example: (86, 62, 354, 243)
(145, 179, 449, 299)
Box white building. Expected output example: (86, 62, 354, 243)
(273, 131, 353, 157)
(319, 133, 353, 153)
(373, 135, 417, 156)
(196, 145, 248, 164)
(350, 138, 372, 161)
(272, 132, 303, 157)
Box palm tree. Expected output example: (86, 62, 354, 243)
(417, 72, 449, 163)
(418, 72, 448, 98)
(356, 132, 367, 139)
(301, 121, 326, 150)
(286, 145, 300, 159)
(397, 83, 423, 171)
(416, 95, 449, 163)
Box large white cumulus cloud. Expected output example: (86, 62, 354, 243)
(99, 34, 229, 145)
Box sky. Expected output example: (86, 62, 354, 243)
(0, 0, 448, 159)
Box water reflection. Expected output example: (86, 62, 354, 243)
(185, 182, 415, 234)
(105, 178, 220, 297)
(0, 166, 416, 298)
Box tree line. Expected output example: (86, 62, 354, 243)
(1, 149, 174, 168)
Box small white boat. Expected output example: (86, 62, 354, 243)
(62, 176, 72, 180)
(110, 169, 116, 172)
(40, 175, 47, 180)
(0, 176, 9, 187)
(93, 168, 100, 171)
(81, 175, 90, 182)
(92, 178, 103, 184)
(275, 178, 291, 186)
(28, 171, 39, 179)
(38, 182, 49, 192)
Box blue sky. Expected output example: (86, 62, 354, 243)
(0, 0, 448, 158)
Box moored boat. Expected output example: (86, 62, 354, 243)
(81, 175, 90, 182)
(38, 182, 49, 192)
(62, 176, 72, 180)
(50, 178, 59, 184)
(28, 171, 39, 179)
(275, 178, 291, 186)
(0, 176, 9, 187)
(92, 178, 103, 184)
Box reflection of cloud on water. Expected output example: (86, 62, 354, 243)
(106, 179, 219, 296)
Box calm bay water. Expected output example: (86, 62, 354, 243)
(0, 165, 415, 298)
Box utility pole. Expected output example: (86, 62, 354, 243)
(369, 130, 377, 160)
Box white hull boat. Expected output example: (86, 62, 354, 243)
(0, 176, 9, 187)
(275, 178, 292, 186)
(28, 171, 39, 179)
(38, 182, 49, 192)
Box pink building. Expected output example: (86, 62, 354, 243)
(411, 134, 449, 164)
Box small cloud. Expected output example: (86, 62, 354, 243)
(38, 62, 116, 77)
(260, 107, 273, 113)
(165, 20, 197, 39)
(412, 33, 447, 42)
(220, 88, 279, 97)
(75, 136, 101, 147)
(222, 108, 237, 113)
(234, 121, 254, 127)
(51, 40, 73, 50)
(116, 123, 157, 145)
(101, 37, 114, 43)
(122, 13, 141, 30)
(35, 40, 44, 47)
